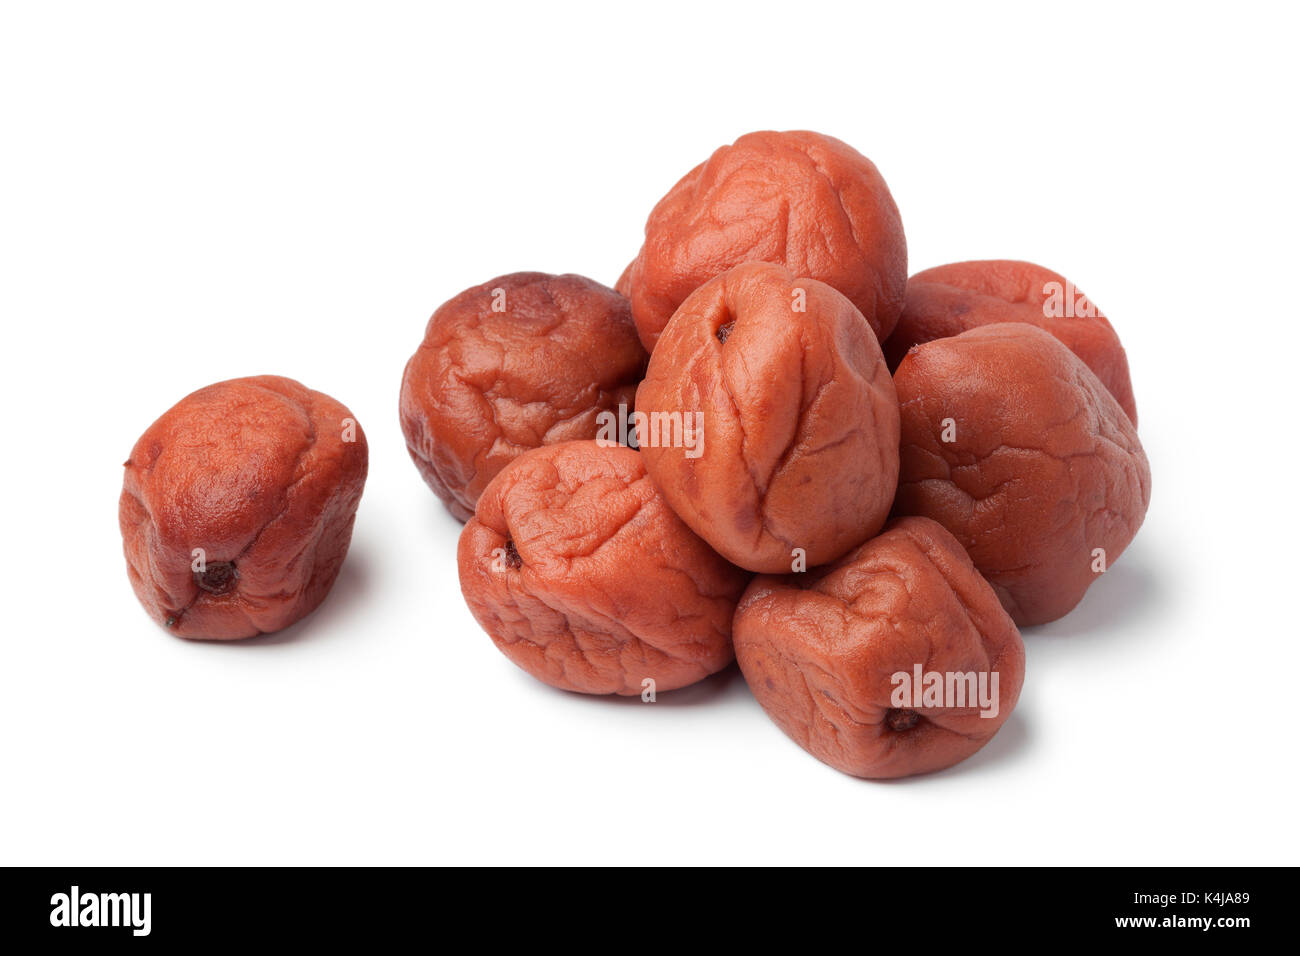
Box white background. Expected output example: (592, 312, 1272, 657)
(2, 1, 1297, 866)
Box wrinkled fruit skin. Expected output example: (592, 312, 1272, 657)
(734, 517, 1025, 779)
(400, 272, 647, 521)
(624, 130, 907, 352)
(636, 262, 900, 574)
(457, 441, 750, 695)
(893, 324, 1151, 626)
(120, 375, 368, 640)
(885, 259, 1138, 424)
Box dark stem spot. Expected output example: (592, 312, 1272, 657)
(886, 708, 920, 732)
(716, 321, 734, 343)
(196, 560, 238, 595)
(504, 539, 522, 570)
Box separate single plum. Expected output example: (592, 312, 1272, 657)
(119, 375, 368, 640)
